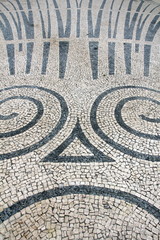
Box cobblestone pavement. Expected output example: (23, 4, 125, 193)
(0, 0, 160, 239)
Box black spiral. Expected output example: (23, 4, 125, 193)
(0, 85, 68, 160)
(91, 86, 160, 162)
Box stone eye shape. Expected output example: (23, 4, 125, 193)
(0, 85, 68, 161)
(90, 86, 160, 162)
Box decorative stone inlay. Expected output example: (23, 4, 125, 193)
(0, 0, 160, 239)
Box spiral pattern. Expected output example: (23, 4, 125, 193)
(91, 86, 160, 162)
(0, 85, 68, 160)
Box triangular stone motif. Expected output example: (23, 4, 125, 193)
(42, 119, 115, 163)
(60, 137, 94, 157)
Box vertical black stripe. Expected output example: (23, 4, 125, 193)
(89, 42, 99, 79)
(76, 9, 81, 38)
(66, 0, 71, 8)
(26, 0, 32, 10)
(11, 12, 22, 39)
(136, 1, 144, 12)
(19, 43, 23, 51)
(110, 0, 115, 10)
(16, 0, 34, 39)
(113, 11, 120, 38)
(108, 42, 115, 75)
(94, 10, 103, 38)
(26, 42, 34, 74)
(108, 0, 124, 39)
(108, 10, 112, 38)
(124, 43, 132, 74)
(100, 0, 107, 9)
(88, 10, 103, 38)
(36, 0, 46, 38)
(144, 45, 151, 77)
(21, 11, 34, 39)
(59, 41, 69, 79)
(41, 42, 50, 75)
(47, 9, 51, 38)
(15, 0, 31, 10)
(124, 0, 144, 40)
(128, 0, 133, 11)
(52, 0, 71, 38)
(15, 0, 23, 10)
(144, 14, 160, 77)
(7, 44, 15, 75)
(52, 0, 59, 8)
(88, 0, 92, 8)
(135, 44, 139, 53)
(65, 10, 71, 37)
(88, 10, 94, 37)
(46, 0, 49, 8)
(145, 15, 160, 42)
(76, 0, 83, 8)
(119, 0, 124, 11)
(55, 9, 71, 38)
(136, 14, 149, 41)
(46, 0, 51, 38)
(124, 12, 138, 39)
(0, 3, 22, 40)
(36, 0, 51, 39)
(88, 0, 107, 38)
(0, 13, 13, 40)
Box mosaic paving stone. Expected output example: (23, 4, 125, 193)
(0, 0, 160, 239)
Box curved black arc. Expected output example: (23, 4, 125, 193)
(0, 85, 68, 160)
(140, 115, 160, 123)
(115, 96, 160, 140)
(90, 86, 160, 162)
(0, 113, 18, 120)
(0, 185, 159, 223)
(0, 96, 44, 138)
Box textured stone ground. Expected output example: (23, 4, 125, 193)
(0, 0, 160, 239)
